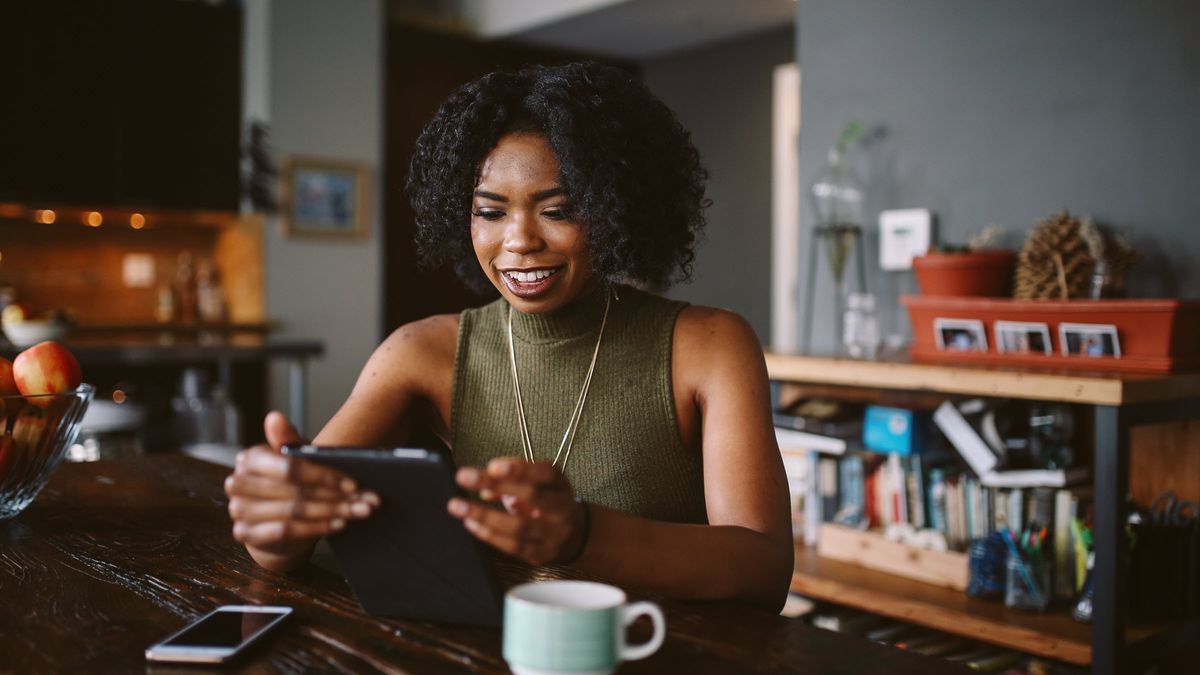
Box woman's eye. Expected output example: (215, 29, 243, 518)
(542, 209, 567, 221)
(472, 209, 504, 221)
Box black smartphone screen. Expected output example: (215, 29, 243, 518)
(162, 609, 285, 648)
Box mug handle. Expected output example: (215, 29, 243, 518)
(619, 601, 665, 661)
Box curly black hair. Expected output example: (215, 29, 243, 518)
(406, 62, 709, 294)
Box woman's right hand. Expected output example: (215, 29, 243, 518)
(224, 411, 379, 570)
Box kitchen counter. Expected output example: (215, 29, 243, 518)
(2, 334, 324, 440)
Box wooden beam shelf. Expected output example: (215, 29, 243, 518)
(765, 351, 1200, 406)
(791, 544, 1167, 666)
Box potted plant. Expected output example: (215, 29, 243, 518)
(913, 225, 1016, 297)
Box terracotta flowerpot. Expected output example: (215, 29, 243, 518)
(912, 250, 1016, 297)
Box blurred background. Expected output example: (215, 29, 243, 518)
(1, 0, 1197, 444)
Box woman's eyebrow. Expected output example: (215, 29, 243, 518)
(473, 190, 507, 202)
(532, 187, 565, 201)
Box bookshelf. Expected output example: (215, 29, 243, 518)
(767, 351, 1200, 674)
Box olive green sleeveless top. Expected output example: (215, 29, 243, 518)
(451, 284, 707, 524)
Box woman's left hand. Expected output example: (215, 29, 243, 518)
(447, 458, 586, 566)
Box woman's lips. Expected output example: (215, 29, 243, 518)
(500, 267, 563, 298)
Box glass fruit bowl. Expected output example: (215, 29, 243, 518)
(0, 384, 94, 519)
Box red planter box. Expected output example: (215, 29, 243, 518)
(902, 296, 1200, 373)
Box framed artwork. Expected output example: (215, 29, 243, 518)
(934, 317, 988, 352)
(994, 320, 1052, 355)
(281, 156, 370, 237)
(1059, 322, 1121, 358)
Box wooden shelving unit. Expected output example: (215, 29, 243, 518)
(768, 351, 1200, 673)
(794, 543, 1106, 664)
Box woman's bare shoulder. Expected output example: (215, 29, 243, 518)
(376, 312, 461, 373)
(674, 305, 761, 353)
(673, 304, 767, 386)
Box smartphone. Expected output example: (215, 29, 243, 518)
(144, 605, 292, 663)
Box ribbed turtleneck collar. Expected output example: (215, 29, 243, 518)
(508, 282, 614, 345)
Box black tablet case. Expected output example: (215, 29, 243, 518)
(284, 446, 504, 627)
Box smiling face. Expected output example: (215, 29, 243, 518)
(471, 133, 596, 313)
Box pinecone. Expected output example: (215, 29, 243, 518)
(1014, 211, 1094, 299)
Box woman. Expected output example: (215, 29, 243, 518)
(225, 62, 793, 610)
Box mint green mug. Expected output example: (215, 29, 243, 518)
(503, 580, 666, 675)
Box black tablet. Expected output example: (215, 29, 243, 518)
(281, 445, 503, 627)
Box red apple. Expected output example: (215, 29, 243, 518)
(0, 357, 17, 397)
(10, 401, 57, 454)
(13, 341, 82, 407)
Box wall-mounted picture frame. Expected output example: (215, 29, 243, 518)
(934, 317, 988, 352)
(1060, 322, 1121, 358)
(281, 156, 370, 238)
(994, 320, 1052, 355)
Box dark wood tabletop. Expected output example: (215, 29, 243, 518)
(0, 455, 964, 674)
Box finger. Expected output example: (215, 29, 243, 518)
(264, 410, 306, 453)
(487, 459, 565, 486)
(448, 498, 571, 539)
(237, 447, 357, 493)
(228, 496, 372, 524)
(461, 518, 557, 566)
(232, 518, 345, 548)
(224, 473, 345, 502)
(489, 480, 576, 510)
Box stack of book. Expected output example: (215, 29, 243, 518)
(777, 399, 1094, 599)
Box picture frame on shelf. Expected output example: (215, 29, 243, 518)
(281, 156, 370, 238)
(995, 320, 1052, 355)
(1060, 322, 1121, 358)
(934, 317, 988, 352)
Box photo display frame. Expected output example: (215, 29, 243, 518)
(934, 318, 988, 352)
(281, 156, 371, 238)
(994, 321, 1053, 355)
(1059, 322, 1122, 358)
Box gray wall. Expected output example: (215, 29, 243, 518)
(797, 1, 1200, 350)
(264, 0, 384, 436)
(644, 28, 796, 342)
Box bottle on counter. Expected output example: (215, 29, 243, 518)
(154, 284, 176, 323)
(172, 368, 240, 452)
(175, 251, 198, 323)
(195, 258, 227, 324)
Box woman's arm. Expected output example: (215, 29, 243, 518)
(227, 314, 459, 572)
(449, 307, 793, 610)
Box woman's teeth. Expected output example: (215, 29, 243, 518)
(507, 269, 558, 283)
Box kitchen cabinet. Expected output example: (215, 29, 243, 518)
(0, 0, 241, 211)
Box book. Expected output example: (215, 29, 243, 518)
(803, 450, 821, 545)
(978, 466, 1090, 488)
(1007, 488, 1024, 534)
(772, 410, 863, 439)
(933, 400, 999, 477)
(905, 453, 926, 529)
(927, 468, 948, 534)
(775, 427, 847, 455)
(818, 456, 840, 523)
(837, 453, 866, 527)
(888, 453, 908, 525)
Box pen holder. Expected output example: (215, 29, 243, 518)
(1128, 521, 1200, 620)
(1005, 553, 1050, 612)
(967, 534, 1008, 600)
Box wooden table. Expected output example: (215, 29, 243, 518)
(0, 455, 962, 674)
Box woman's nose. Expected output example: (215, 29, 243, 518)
(502, 212, 545, 253)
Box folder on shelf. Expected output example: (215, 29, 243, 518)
(775, 427, 847, 455)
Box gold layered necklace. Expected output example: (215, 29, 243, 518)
(506, 289, 612, 472)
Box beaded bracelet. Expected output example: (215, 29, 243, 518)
(560, 497, 591, 565)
